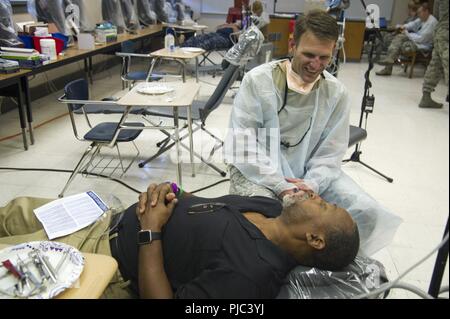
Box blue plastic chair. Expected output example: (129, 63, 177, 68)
(58, 78, 144, 197)
(116, 40, 163, 90)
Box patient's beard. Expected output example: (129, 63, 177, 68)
(282, 195, 297, 209)
(282, 192, 310, 209)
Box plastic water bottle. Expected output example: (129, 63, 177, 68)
(164, 29, 175, 52)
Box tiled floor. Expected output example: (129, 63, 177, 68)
(0, 53, 448, 299)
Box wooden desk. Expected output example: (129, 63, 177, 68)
(0, 70, 32, 149)
(150, 47, 205, 83)
(1, 25, 164, 150)
(117, 81, 200, 107)
(117, 81, 201, 186)
(56, 253, 117, 299)
(28, 25, 164, 83)
(0, 243, 117, 299)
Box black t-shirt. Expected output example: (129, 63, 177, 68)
(114, 195, 297, 298)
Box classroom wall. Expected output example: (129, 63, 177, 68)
(11, 12, 34, 23)
(391, 0, 410, 25)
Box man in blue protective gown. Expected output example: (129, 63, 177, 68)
(224, 10, 402, 256)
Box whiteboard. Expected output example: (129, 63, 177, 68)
(274, 0, 394, 21)
(201, 0, 234, 14)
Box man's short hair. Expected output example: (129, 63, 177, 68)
(408, 0, 420, 11)
(294, 10, 339, 46)
(252, 0, 263, 16)
(419, 2, 430, 12)
(311, 224, 360, 271)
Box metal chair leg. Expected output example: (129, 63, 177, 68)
(81, 144, 103, 176)
(118, 141, 141, 177)
(116, 144, 126, 173)
(202, 127, 224, 144)
(156, 135, 171, 147)
(59, 143, 96, 198)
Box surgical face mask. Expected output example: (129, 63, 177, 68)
(286, 60, 320, 95)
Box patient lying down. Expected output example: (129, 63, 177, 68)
(0, 183, 359, 299)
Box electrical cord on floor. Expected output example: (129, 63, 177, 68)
(352, 232, 449, 299)
(388, 282, 434, 299)
(0, 166, 142, 194)
(0, 167, 229, 195)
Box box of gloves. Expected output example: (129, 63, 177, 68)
(95, 23, 118, 44)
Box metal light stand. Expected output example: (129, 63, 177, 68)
(428, 217, 449, 298)
(342, 1, 393, 183)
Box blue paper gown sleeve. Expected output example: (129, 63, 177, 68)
(302, 87, 350, 194)
(224, 71, 297, 196)
(321, 171, 403, 256)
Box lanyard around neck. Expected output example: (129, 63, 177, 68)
(278, 77, 289, 115)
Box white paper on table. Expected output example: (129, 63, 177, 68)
(33, 191, 108, 240)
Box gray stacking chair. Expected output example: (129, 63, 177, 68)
(138, 63, 242, 176)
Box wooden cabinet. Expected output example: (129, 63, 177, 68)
(267, 15, 293, 58)
(343, 20, 366, 62)
(267, 17, 366, 61)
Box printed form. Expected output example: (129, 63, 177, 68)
(33, 191, 109, 239)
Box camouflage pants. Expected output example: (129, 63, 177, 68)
(375, 32, 396, 56)
(386, 33, 418, 61)
(382, 32, 396, 48)
(423, 28, 449, 93)
(228, 165, 278, 200)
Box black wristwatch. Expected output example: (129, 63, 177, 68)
(137, 230, 162, 245)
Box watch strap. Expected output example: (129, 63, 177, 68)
(137, 230, 162, 245)
(151, 231, 162, 240)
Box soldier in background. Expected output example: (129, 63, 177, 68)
(373, 0, 420, 61)
(419, 0, 449, 108)
(376, 2, 438, 76)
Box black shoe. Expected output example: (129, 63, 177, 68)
(419, 93, 443, 108)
